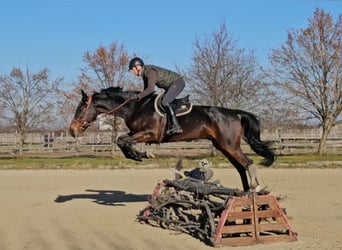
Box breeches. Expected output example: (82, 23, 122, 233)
(162, 77, 185, 106)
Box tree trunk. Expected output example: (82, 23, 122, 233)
(19, 132, 25, 156)
(317, 120, 333, 156)
(110, 116, 118, 158)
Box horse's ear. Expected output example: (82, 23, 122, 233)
(81, 90, 88, 103)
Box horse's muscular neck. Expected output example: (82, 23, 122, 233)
(102, 98, 134, 121)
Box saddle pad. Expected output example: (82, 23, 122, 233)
(154, 93, 192, 117)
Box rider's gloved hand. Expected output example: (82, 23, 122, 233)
(136, 94, 143, 101)
(129, 94, 139, 101)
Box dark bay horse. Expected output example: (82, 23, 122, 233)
(69, 87, 275, 191)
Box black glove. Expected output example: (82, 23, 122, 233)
(129, 94, 139, 100)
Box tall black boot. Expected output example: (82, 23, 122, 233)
(164, 103, 183, 136)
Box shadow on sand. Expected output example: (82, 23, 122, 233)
(54, 189, 149, 206)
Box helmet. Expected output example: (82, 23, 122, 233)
(128, 57, 144, 70)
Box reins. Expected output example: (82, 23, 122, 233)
(103, 99, 131, 115)
(73, 96, 131, 129)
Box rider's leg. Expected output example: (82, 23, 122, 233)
(162, 78, 185, 136)
(164, 103, 183, 135)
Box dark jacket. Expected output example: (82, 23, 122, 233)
(138, 65, 180, 99)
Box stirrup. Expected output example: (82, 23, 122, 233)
(166, 126, 183, 136)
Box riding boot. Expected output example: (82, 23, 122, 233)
(164, 103, 183, 136)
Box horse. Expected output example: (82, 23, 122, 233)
(69, 87, 276, 192)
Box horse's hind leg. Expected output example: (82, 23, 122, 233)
(232, 159, 250, 191)
(232, 153, 261, 192)
(214, 141, 260, 192)
(246, 160, 261, 191)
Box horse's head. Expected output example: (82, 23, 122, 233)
(69, 90, 100, 137)
(69, 87, 133, 137)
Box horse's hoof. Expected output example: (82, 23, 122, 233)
(250, 185, 262, 193)
(255, 185, 262, 192)
(146, 151, 155, 159)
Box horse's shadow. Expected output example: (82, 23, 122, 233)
(54, 189, 149, 206)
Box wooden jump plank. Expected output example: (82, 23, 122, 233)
(214, 194, 297, 247)
(220, 224, 254, 234)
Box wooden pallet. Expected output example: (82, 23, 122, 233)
(214, 194, 297, 247)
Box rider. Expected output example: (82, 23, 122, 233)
(128, 57, 184, 136)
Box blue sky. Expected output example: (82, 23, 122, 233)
(0, 0, 341, 86)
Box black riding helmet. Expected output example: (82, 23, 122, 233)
(128, 57, 144, 70)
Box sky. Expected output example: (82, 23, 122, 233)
(0, 0, 341, 87)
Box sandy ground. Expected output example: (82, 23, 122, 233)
(0, 168, 341, 250)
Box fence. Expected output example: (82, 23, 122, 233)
(0, 126, 342, 156)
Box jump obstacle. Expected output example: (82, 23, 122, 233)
(214, 193, 297, 247)
(138, 166, 297, 247)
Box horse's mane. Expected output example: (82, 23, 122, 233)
(100, 86, 155, 100)
(99, 86, 136, 99)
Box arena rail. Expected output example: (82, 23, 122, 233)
(0, 127, 341, 156)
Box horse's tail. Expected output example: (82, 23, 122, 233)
(238, 111, 276, 167)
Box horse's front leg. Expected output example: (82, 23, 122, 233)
(116, 132, 155, 161)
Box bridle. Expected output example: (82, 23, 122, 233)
(71, 95, 94, 132)
(72, 94, 131, 132)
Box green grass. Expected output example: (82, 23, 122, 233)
(0, 155, 142, 170)
(274, 154, 342, 163)
(0, 153, 342, 170)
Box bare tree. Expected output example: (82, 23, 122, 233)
(185, 22, 274, 114)
(0, 67, 62, 155)
(55, 82, 84, 133)
(269, 8, 342, 155)
(76, 42, 133, 156)
(79, 42, 131, 89)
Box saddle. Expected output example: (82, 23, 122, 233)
(154, 93, 192, 117)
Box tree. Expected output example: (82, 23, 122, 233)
(185, 22, 275, 115)
(79, 42, 131, 89)
(55, 82, 84, 133)
(269, 8, 342, 155)
(76, 42, 133, 156)
(0, 67, 63, 155)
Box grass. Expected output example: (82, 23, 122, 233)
(0, 153, 342, 170)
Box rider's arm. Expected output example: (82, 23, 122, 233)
(137, 68, 157, 99)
